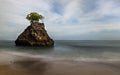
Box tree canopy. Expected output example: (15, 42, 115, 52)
(26, 12, 44, 23)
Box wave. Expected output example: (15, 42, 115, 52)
(0, 51, 120, 65)
(55, 40, 120, 49)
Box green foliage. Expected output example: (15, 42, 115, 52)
(26, 12, 44, 23)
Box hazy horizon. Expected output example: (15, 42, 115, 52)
(0, 0, 120, 40)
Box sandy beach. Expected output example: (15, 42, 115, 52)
(0, 52, 120, 75)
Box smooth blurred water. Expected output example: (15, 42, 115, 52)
(0, 40, 120, 60)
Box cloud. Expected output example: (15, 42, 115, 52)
(0, 0, 120, 40)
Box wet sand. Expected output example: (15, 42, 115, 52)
(0, 52, 120, 75)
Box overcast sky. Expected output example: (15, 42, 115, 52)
(0, 0, 120, 40)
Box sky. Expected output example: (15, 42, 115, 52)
(0, 0, 120, 40)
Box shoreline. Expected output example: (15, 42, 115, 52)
(0, 51, 120, 75)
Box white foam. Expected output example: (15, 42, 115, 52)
(0, 51, 120, 64)
(73, 57, 120, 62)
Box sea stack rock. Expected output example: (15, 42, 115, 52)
(15, 22, 54, 46)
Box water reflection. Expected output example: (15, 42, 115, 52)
(11, 57, 49, 75)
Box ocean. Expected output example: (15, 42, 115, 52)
(0, 40, 120, 75)
(0, 40, 120, 61)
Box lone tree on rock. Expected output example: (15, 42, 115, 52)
(26, 12, 44, 23)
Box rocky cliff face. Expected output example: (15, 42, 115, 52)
(15, 22, 54, 46)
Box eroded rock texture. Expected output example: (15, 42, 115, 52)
(15, 22, 54, 46)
